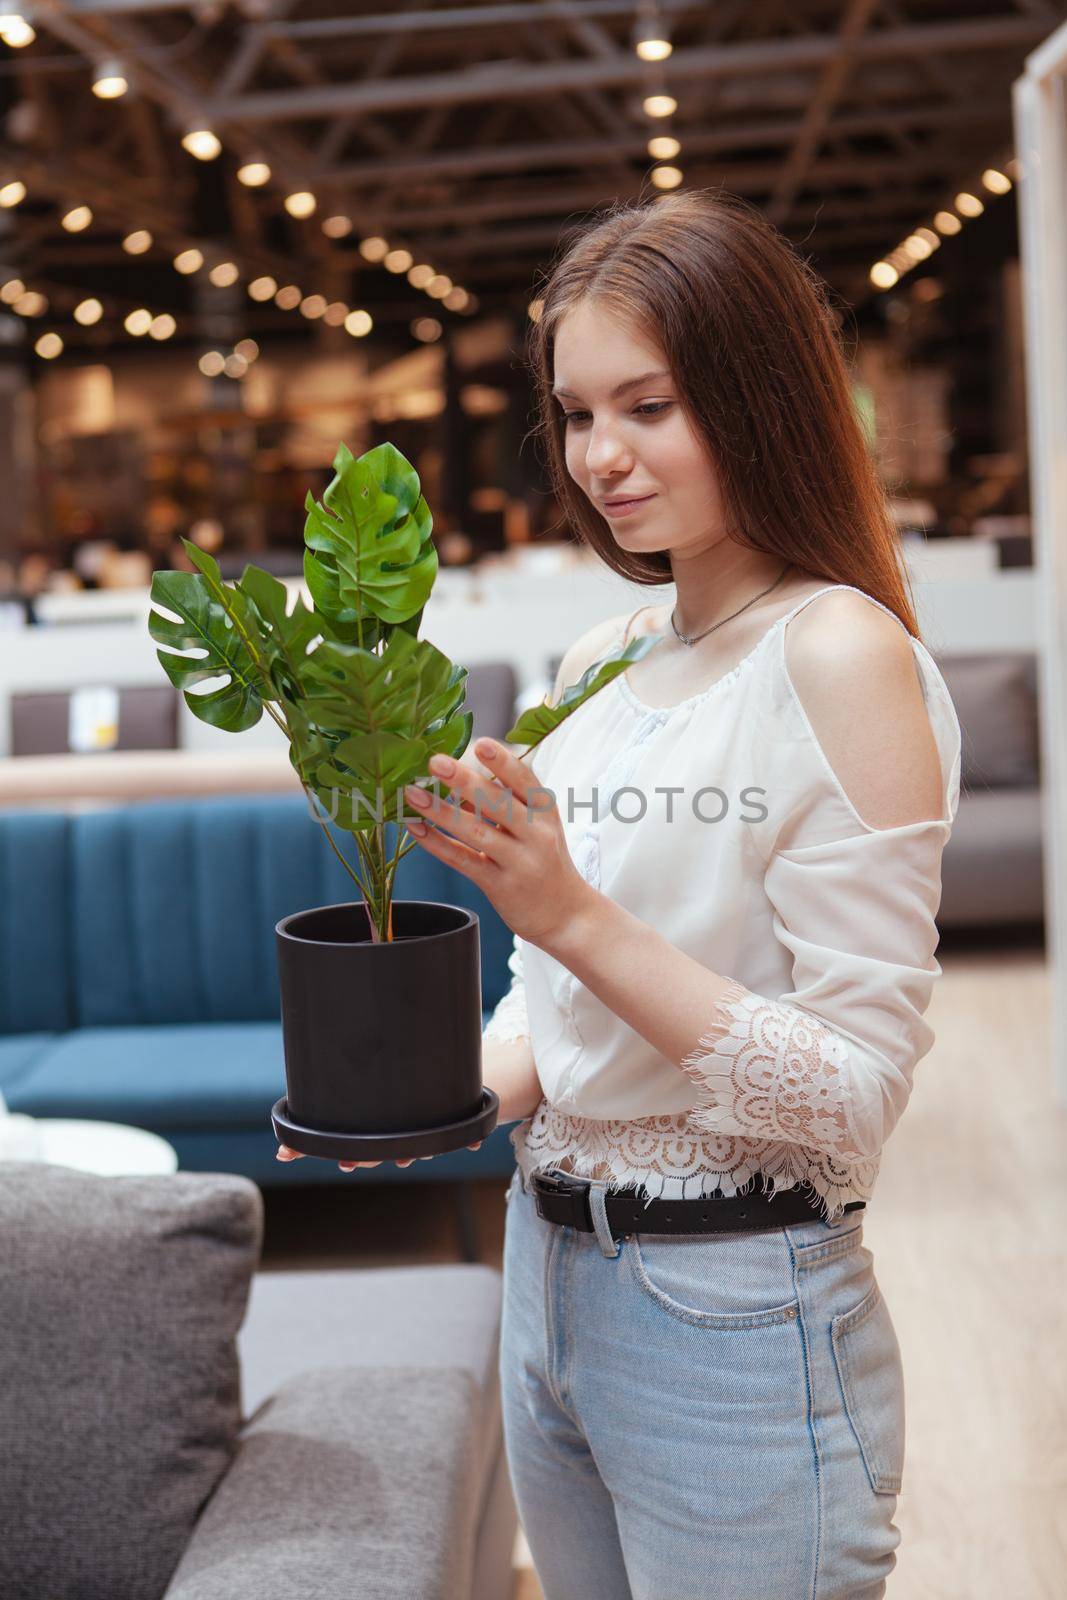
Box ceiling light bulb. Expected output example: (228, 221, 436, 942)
(933, 210, 962, 236)
(0, 277, 24, 302)
(359, 235, 389, 262)
(284, 191, 316, 218)
(208, 261, 239, 287)
(643, 94, 677, 119)
(869, 261, 899, 290)
(426, 273, 453, 298)
(407, 264, 435, 289)
(62, 206, 93, 233)
(35, 333, 63, 360)
(181, 127, 221, 161)
(173, 247, 204, 274)
(0, 16, 34, 48)
(299, 294, 326, 318)
(650, 164, 683, 189)
(124, 308, 152, 336)
(981, 168, 1012, 195)
(199, 351, 224, 377)
(344, 309, 372, 337)
(234, 338, 259, 361)
(633, 7, 672, 63)
(123, 230, 152, 255)
(14, 290, 47, 316)
(384, 248, 413, 273)
(528, 299, 544, 322)
(274, 284, 301, 309)
(236, 159, 271, 187)
(0, 180, 25, 207)
(648, 135, 680, 160)
(323, 301, 349, 326)
(92, 59, 128, 99)
(248, 275, 277, 301)
(411, 317, 442, 342)
(74, 297, 103, 326)
(321, 214, 352, 239)
(149, 314, 176, 340)
(443, 286, 469, 311)
(955, 191, 984, 218)
(223, 353, 248, 378)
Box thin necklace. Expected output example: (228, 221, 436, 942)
(670, 562, 793, 648)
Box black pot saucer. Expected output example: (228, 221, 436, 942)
(271, 1087, 500, 1162)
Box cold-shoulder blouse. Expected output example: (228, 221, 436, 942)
(483, 582, 963, 1221)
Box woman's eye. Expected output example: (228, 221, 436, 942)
(560, 402, 671, 426)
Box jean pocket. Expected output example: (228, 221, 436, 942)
(831, 1279, 905, 1494)
(629, 1229, 800, 1329)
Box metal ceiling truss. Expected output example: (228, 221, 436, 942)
(0, 0, 1060, 329)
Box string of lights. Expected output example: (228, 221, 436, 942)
(868, 157, 1019, 292)
(0, 175, 479, 363)
(0, 11, 480, 363)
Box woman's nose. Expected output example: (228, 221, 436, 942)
(584, 423, 632, 476)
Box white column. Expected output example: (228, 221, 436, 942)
(1014, 21, 1067, 1102)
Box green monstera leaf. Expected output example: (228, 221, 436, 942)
(148, 566, 271, 732)
(304, 629, 466, 734)
(303, 440, 438, 634)
(505, 630, 663, 749)
(302, 629, 473, 830)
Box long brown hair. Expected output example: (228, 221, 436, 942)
(526, 188, 919, 636)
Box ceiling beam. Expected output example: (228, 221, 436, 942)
(343, 148, 985, 237)
(317, 100, 1004, 188)
(765, 0, 879, 227)
(203, 16, 1053, 122)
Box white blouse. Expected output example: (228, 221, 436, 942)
(483, 582, 963, 1222)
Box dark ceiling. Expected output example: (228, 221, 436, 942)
(0, 0, 1062, 358)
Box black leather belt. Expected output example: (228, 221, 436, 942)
(531, 1167, 865, 1238)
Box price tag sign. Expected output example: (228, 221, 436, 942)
(68, 685, 120, 752)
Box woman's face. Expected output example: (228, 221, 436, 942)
(552, 297, 727, 557)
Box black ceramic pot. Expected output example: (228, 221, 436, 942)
(271, 900, 499, 1161)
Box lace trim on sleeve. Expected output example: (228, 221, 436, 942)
(678, 976, 869, 1160)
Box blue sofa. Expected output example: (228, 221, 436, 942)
(1, 794, 520, 1189)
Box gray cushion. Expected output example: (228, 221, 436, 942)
(935, 652, 1039, 789)
(0, 1166, 262, 1600)
(163, 1366, 482, 1600)
(238, 1264, 503, 1515)
(938, 788, 1045, 926)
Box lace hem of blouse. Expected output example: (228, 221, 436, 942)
(509, 1099, 879, 1224)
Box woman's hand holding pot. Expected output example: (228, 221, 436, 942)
(401, 738, 593, 950)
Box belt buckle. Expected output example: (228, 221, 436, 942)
(533, 1168, 591, 1231)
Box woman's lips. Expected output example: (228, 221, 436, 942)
(601, 494, 655, 518)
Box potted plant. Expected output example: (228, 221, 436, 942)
(148, 441, 660, 1161)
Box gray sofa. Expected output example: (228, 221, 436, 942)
(936, 651, 1044, 928)
(0, 1164, 517, 1600)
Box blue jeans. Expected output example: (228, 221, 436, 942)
(499, 1167, 904, 1599)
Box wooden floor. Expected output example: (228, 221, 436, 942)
(261, 934, 1067, 1599)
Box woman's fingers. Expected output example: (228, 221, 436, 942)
(280, 1148, 477, 1170)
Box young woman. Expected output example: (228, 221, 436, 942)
(280, 189, 961, 1599)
